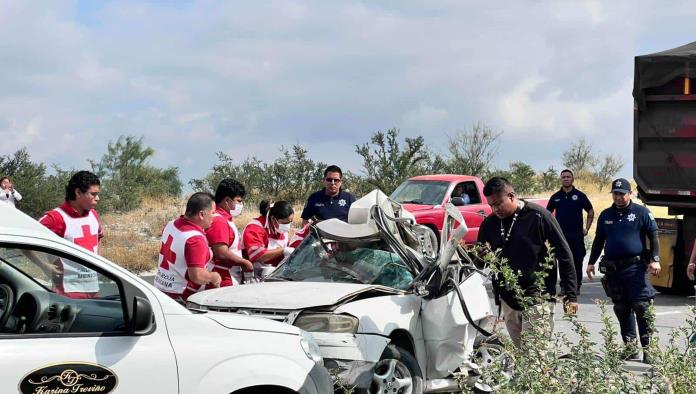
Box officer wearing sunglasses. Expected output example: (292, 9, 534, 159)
(301, 165, 356, 226)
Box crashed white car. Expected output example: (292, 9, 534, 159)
(188, 190, 497, 393)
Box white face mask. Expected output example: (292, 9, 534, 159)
(276, 222, 292, 233)
(230, 202, 243, 217)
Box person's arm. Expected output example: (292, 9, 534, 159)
(289, 224, 311, 248)
(584, 208, 595, 236)
(187, 267, 221, 287)
(210, 243, 253, 271)
(586, 226, 606, 280)
(646, 230, 661, 275)
(582, 194, 594, 236)
(255, 247, 285, 262)
(687, 242, 696, 281)
(206, 219, 253, 271)
(543, 211, 577, 304)
(644, 211, 661, 275)
(12, 189, 21, 202)
(546, 196, 556, 213)
(184, 236, 221, 287)
(243, 225, 287, 264)
(300, 198, 314, 227)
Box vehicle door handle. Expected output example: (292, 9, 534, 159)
(477, 210, 486, 217)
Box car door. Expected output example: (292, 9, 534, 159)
(420, 270, 492, 379)
(0, 241, 179, 394)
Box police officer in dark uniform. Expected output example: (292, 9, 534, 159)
(301, 165, 357, 226)
(547, 169, 594, 293)
(587, 178, 661, 363)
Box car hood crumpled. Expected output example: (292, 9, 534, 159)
(189, 281, 403, 310)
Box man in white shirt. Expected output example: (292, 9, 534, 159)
(0, 176, 21, 207)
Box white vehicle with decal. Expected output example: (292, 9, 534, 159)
(189, 190, 503, 393)
(0, 203, 331, 394)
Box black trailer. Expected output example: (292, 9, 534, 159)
(634, 41, 696, 294)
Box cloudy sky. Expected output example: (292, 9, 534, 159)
(1, 1, 693, 184)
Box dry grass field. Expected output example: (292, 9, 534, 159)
(100, 197, 304, 273)
(100, 182, 678, 273)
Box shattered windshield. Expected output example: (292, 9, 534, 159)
(268, 233, 414, 290)
(390, 180, 449, 205)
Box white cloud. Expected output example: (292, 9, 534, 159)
(402, 103, 449, 131)
(0, 0, 695, 182)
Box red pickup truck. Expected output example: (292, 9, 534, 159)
(390, 174, 549, 244)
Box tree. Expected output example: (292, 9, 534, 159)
(446, 122, 502, 177)
(539, 166, 559, 192)
(0, 149, 70, 218)
(593, 155, 624, 191)
(507, 161, 538, 195)
(190, 154, 266, 200)
(264, 145, 326, 202)
(562, 137, 596, 177)
(355, 128, 435, 194)
(91, 135, 182, 212)
(190, 145, 326, 205)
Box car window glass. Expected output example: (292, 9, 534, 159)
(0, 246, 126, 335)
(270, 234, 414, 290)
(390, 180, 450, 205)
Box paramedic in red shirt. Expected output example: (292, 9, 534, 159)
(205, 179, 253, 287)
(39, 171, 103, 299)
(242, 200, 295, 279)
(154, 192, 221, 302)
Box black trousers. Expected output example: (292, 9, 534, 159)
(613, 299, 652, 347)
(565, 234, 586, 291)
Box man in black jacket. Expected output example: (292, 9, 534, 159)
(477, 177, 578, 347)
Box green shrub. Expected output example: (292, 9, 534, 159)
(470, 245, 696, 393)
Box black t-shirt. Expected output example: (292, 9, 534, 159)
(477, 200, 577, 310)
(547, 187, 593, 237)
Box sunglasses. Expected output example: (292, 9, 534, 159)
(324, 178, 342, 184)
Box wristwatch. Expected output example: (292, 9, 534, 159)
(652, 256, 660, 263)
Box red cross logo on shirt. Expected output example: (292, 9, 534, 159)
(74, 224, 99, 252)
(159, 235, 177, 270)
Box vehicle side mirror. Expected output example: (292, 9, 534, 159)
(451, 197, 465, 206)
(131, 296, 155, 335)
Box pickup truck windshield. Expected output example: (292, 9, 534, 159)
(269, 234, 414, 290)
(390, 180, 450, 205)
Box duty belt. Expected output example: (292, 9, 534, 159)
(599, 256, 641, 274)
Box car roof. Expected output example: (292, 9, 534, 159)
(407, 174, 478, 182)
(0, 203, 56, 238)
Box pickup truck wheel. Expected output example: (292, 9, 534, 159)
(365, 344, 423, 394)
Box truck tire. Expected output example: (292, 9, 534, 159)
(362, 344, 423, 394)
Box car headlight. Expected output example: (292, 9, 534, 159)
(299, 330, 323, 364)
(293, 313, 359, 333)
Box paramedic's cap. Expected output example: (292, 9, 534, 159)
(610, 178, 631, 194)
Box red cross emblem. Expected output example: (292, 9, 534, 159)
(159, 235, 177, 270)
(74, 224, 99, 252)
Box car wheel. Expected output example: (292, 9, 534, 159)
(471, 337, 512, 393)
(365, 344, 423, 394)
